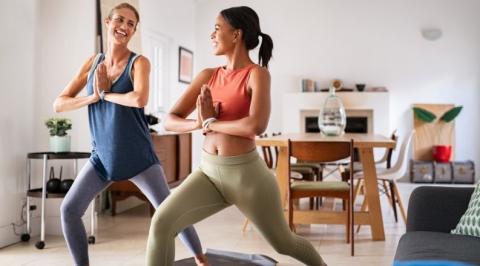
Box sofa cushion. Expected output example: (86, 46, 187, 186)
(394, 231, 480, 265)
(451, 184, 480, 237)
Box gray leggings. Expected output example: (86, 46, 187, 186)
(60, 161, 203, 266)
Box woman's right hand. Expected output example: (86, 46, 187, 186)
(90, 69, 101, 103)
(95, 62, 111, 92)
(91, 79, 100, 103)
(195, 96, 203, 129)
(198, 85, 217, 121)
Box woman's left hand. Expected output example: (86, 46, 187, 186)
(95, 62, 112, 92)
(198, 85, 216, 121)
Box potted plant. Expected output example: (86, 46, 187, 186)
(45, 118, 72, 153)
(413, 106, 462, 162)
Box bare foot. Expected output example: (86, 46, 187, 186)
(195, 254, 209, 266)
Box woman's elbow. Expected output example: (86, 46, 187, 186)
(135, 96, 148, 108)
(163, 114, 175, 131)
(250, 123, 267, 136)
(53, 99, 63, 113)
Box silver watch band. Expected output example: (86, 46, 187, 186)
(99, 90, 106, 101)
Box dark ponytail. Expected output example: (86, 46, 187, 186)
(220, 6, 274, 68)
(258, 33, 273, 68)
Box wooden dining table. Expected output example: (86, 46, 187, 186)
(255, 133, 396, 241)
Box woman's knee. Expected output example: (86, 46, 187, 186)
(267, 233, 296, 255)
(271, 241, 291, 255)
(60, 198, 86, 223)
(150, 208, 177, 237)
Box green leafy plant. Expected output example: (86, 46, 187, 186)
(45, 118, 72, 137)
(413, 105, 463, 146)
(413, 106, 463, 123)
(440, 106, 463, 122)
(413, 107, 437, 123)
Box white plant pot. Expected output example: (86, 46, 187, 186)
(49, 136, 71, 153)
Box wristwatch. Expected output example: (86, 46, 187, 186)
(99, 89, 106, 101)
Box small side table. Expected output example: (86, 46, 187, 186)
(22, 152, 93, 249)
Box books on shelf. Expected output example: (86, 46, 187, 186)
(301, 79, 317, 92)
(365, 86, 388, 92)
(301, 79, 388, 93)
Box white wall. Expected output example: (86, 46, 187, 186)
(139, 0, 201, 164)
(34, 0, 95, 153)
(140, 0, 197, 110)
(194, 0, 480, 174)
(0, 0, 37, 247)
(28, 0, 96, 237)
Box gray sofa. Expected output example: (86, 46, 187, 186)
(394, 186, 480, 265)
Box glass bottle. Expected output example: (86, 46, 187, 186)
(318, 86, 346, 136)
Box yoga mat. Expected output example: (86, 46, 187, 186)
(175, 249, 277, 266)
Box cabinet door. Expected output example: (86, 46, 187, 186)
(151, 134, 177, 183)
(178, 133, 192, 181)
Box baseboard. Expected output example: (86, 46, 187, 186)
(0, 207, 93, 248)
(0, 222, 24, 248)
(114, 197, 145, 214)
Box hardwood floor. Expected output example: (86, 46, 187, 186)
(1, 183, 421, 266)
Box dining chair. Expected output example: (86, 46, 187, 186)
(354, 130, 415, 229)
(272, 132, 325, 208)
(353, 130, 399, 220)
(288, 139, 355, 256)
(271, 132, 321, 181)
(242, 133, 316, 232)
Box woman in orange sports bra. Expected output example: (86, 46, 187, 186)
(145, 6, 327, 266)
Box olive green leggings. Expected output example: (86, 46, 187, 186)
(146, 150, 326, 266)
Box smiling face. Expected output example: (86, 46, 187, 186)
(210, 14, 239, 55)
(105, 8, 137, 46)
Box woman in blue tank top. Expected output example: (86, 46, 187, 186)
(52, 3, 207, 266)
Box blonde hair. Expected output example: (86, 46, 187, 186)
(107, 3, 140, 27)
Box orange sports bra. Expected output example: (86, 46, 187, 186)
(207, 64, 256, 139)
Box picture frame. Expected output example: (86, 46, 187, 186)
(178, 46, 193, 84)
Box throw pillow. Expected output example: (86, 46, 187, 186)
(451, 183, 480, 237)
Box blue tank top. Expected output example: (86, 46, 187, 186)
(86, 52, 159, 181)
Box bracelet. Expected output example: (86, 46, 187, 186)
(202, 117, 217, 132)
(202, 117, 216, 129)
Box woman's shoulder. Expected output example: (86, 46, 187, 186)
(132, 54, 150, 66)
(79, 53, 101, 76)
(197, 67, 218, 78)
(250, 64, 270, 79)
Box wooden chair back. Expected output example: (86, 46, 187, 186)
(386, 130, 399, 169)
(259, 133, 274, 169)
(289, 140, 353, 164)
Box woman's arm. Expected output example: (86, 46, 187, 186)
(103, 56, 150, 108)
(164, 69, 215, 132)
(205, 67, 271, 137)
(53, 55, 99, 113)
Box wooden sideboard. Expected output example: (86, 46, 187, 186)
(107, 132, 192, 216)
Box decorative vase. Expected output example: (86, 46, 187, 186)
(318, 86, 346, 136)
(432, 145, 452, 163)
(49, 136, 71, 153)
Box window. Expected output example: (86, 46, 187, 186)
(142, 30, 171, 113)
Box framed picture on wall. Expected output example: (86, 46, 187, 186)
(178, 46, 193, 84)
